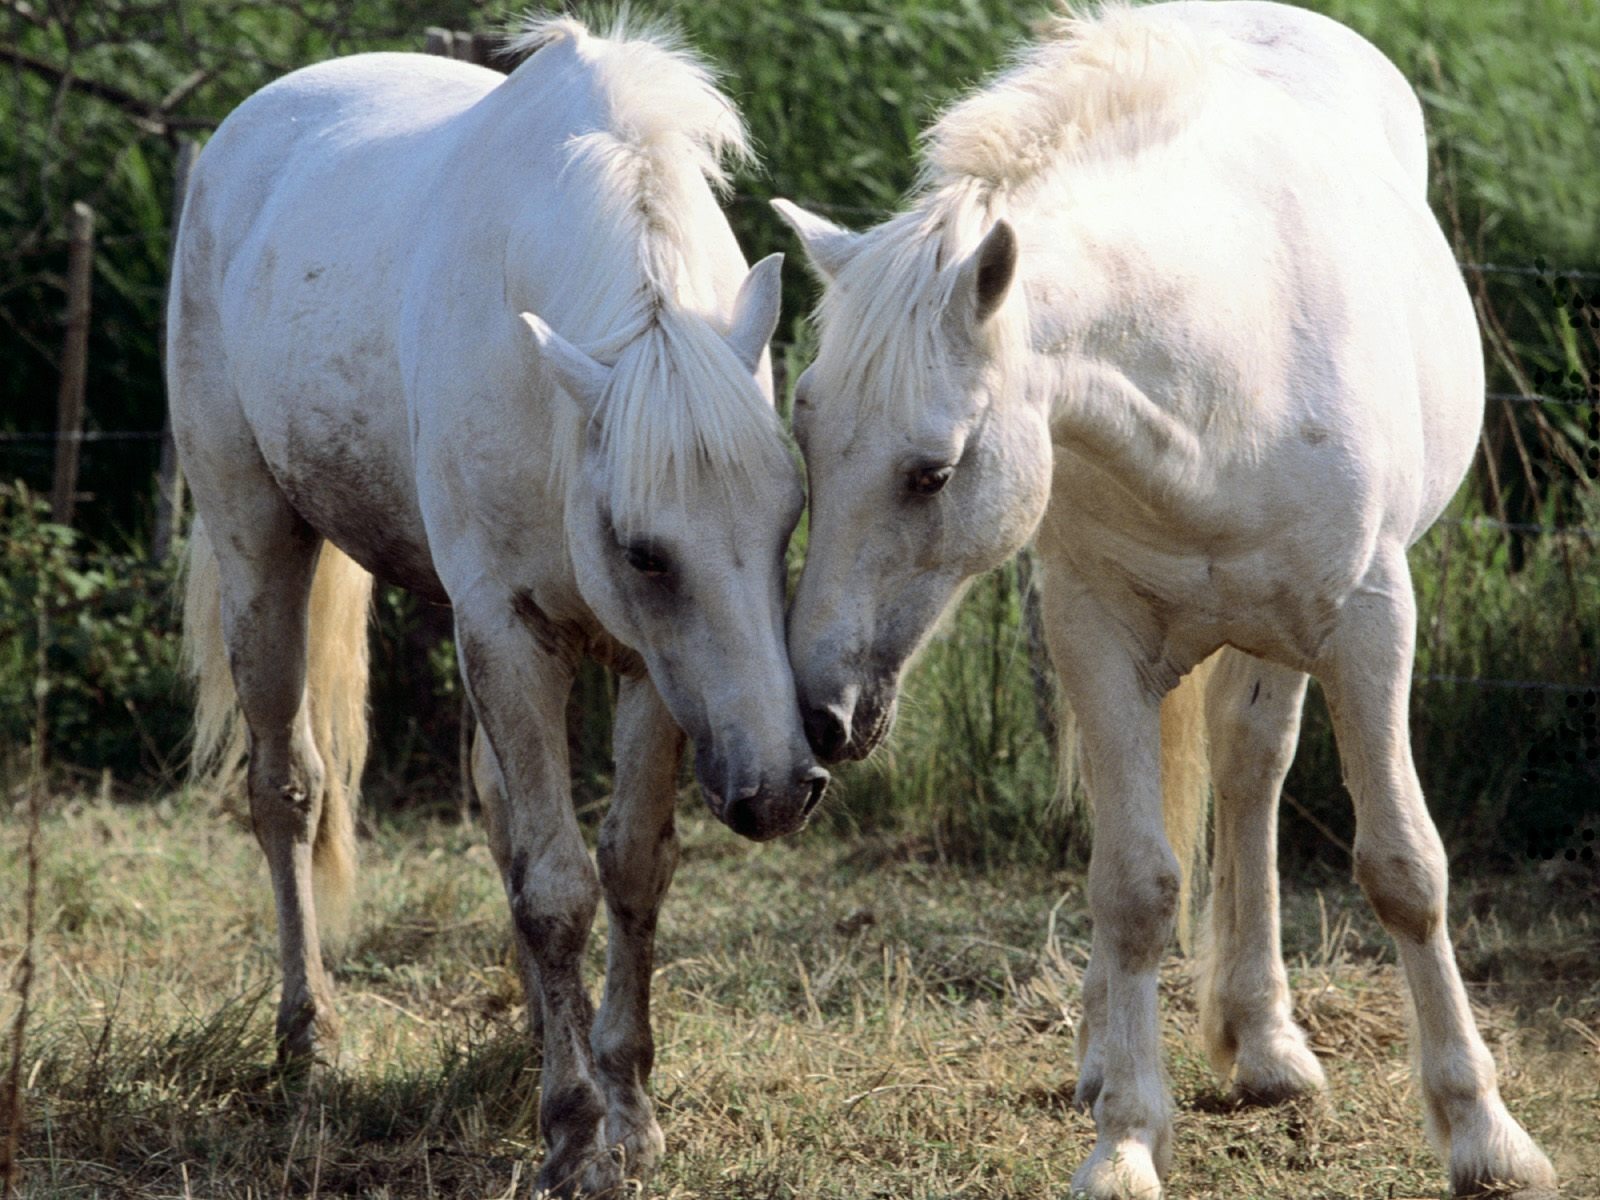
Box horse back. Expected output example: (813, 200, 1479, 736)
(169, 54, 502, 598)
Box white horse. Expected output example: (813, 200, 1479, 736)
(775, 3, 1555, 1197)
(172, 18, 823, 1196)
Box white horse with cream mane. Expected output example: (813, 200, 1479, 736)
(775, 2, 1555, 1196)
(172, 17, 821, 1196)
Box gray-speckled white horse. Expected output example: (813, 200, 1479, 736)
(775, 3, 1554, 1196)
(173, 18, 822, 1196)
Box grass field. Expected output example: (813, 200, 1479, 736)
(4, 788, 1598, 1199)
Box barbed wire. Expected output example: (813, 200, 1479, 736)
(36, 201, 1600, 286)
(1460, 262, 1600, 284)
(1417, 674, 1595, 693)
(9, 201, 1594, 698)
(1488, 391, 1595, 408)
(0, 430, 163, 443)
(1441, 517, 1599, 540)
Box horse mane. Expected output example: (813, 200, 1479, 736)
(922, 3, 1219, 197)
(506, 15, 787, 525)
(813, 4, 1223, 420)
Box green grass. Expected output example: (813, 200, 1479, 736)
(4, 789, 1598, 1198)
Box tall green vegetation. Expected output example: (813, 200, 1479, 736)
(1, 0, 1593, 863)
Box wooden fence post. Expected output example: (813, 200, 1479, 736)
(50, 201, 95, 526)
(152, 139, 197, 561)
(425, 28, 497, 69)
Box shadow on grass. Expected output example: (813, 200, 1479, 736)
(21, 985, 541, 1198)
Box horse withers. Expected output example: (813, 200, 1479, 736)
(775, 3, 1554, 1197)
(172, 18, 820, 1196)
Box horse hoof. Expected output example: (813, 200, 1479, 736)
(1071, 1139, 1164, 1200)
(608, 1116, 666, 1179)
(534, 1148, 625, 1199)
(1449, 1106, 1556, 1199)
(1230, 1036, 1327, 1106)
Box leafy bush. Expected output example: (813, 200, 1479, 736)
(0, 483, 186, 781)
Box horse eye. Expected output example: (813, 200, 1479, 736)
(907, 464, 954, 497)
(623, 545, 671, 577)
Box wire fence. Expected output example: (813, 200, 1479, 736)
(6, 189, 1594, 698)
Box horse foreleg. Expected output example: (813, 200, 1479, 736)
(1197, 649, 1325, 1103)
(1321, 547, 1554, 1198)
(593, 675, 684, 1182)
(1050, 597, 1176, 1200)
(470, 728, 544, 1045)
(455, 595, 616, 1199)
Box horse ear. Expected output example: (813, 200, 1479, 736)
(957, 220, 1018, 329)
(725, 253, 784, 373)
(520, 312, 610, 419)
(771, 199, 861, 281)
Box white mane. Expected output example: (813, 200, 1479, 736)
(509, 15, 788, 525)
(922, 4, 1219, 194)
(814, 4, 1224, 420)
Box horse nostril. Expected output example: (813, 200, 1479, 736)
(801, 767, 828, 817)
(803, 705, 849, 762)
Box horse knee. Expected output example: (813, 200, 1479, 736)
(508, 848, 600, 969)
(1353, 835, 1445, 944)
(1092, 848, 1181, 970)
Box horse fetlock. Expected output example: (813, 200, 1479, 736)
(1074, 1017, 1106, 1110)
(1085, 1075, 1173, 1196)
(593, 1027, 653, 1093)
(1201, 990, 1325, 1102)
(1199, 1018, 1237, 1079)
(275, 987, 340, 1066)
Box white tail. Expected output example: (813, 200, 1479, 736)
(1056, 651, 1217, 951)
(181, 519, 373, 946)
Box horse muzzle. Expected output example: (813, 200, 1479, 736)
(799, 678, 898, 765)
(696, 748, 829, 842)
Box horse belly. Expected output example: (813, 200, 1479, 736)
(220, 203, 446, 597)
(266, 400, 445, 601)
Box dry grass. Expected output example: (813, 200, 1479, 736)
(2, 789, 1597, 1199)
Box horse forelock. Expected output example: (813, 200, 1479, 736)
(595, 310, 789, 530)
(813, 188, 1024, 429)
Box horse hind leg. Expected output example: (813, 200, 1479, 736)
(1321, 547, 1554, 1197)
(199, 479, 341, 1065)
(1196, 648, 1326, 1104)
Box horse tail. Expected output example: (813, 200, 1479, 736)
(1159, 652, 1217, 953)
(1052, 651, 1217, 953)
(182, 519, 373, 948)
